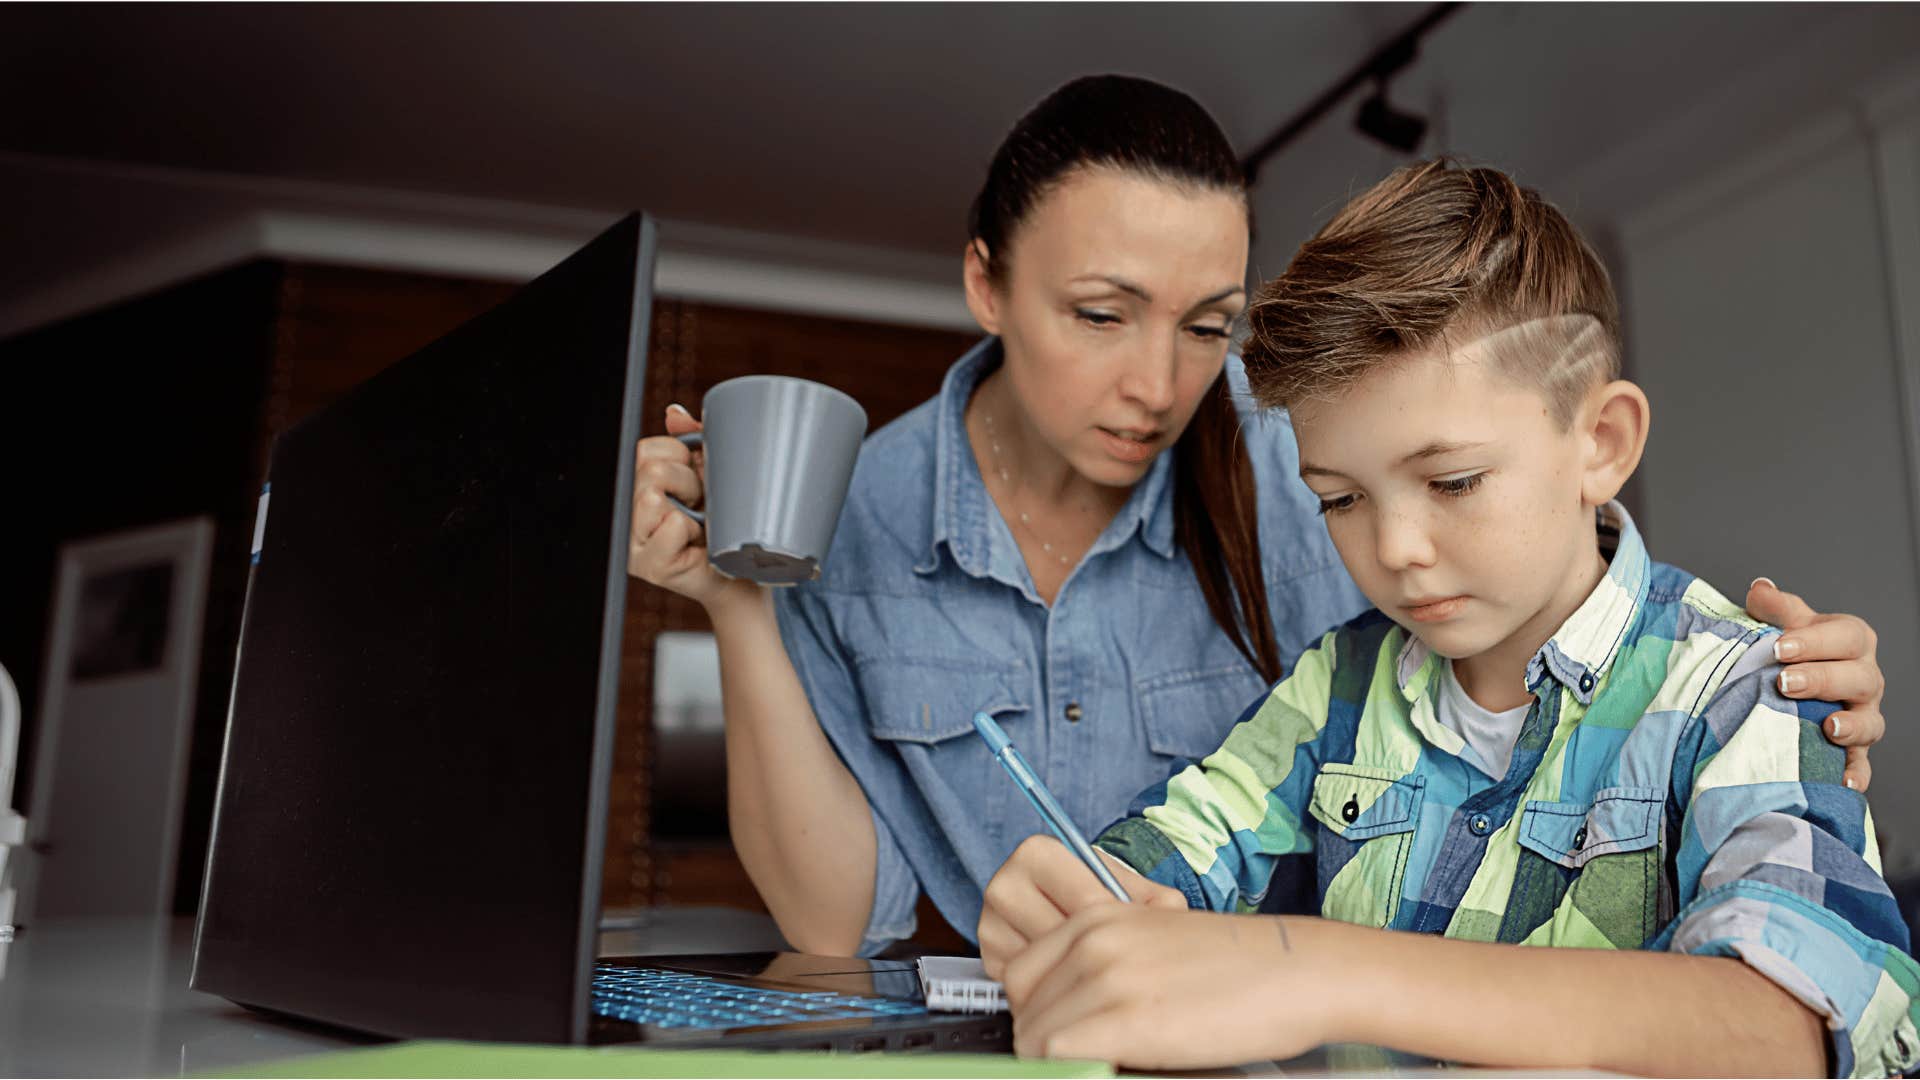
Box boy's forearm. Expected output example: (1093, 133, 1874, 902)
(1297, 917, 1828, 1076)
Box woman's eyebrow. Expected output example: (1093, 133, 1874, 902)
(1067, 276, 1245, 308)
(1070, 274, 1152, 300)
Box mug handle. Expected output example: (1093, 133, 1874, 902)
(664, 431, 705, 525)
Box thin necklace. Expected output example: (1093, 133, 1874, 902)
(982, 410, 1073, 567)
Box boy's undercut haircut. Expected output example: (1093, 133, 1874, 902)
(1243, 159, 1622, 428)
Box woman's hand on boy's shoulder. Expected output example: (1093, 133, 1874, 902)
(977, 836, 1182, 982)
(1746, 577, 1886, 791)
(998, 906, 1341, 1068)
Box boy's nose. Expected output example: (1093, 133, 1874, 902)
(1375, 511, 1438, 572)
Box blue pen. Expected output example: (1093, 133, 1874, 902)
(973, 711, 1131, 903)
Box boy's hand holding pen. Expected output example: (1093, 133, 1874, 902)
(973, 712, 1187, 983)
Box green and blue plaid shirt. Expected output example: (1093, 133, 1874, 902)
(1097, 502, 1919, 1077)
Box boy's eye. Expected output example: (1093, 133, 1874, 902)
(1431, 473, 1487, 497)
(1316, 493, 1359, 516)
(1075, 308, 1121, 327)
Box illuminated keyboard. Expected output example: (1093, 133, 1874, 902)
(591, 964, 929, 1030)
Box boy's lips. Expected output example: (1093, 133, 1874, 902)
(1404, 595, 1469, 622)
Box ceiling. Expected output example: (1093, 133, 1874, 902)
(3, 2, 1917, 326)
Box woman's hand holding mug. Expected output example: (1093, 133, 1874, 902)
(628, 404, 757, 610)
(630, 376, 868, 606)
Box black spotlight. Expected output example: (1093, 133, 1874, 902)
(1355, 87, 1427, 153)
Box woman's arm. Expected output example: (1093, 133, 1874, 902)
(629, 409, 880, 955)
(707, 587, 878, 956)
(1002, 906, 1825, 1075)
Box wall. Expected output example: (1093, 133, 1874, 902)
(1621, 82, 1920, 873)
(0, 263, 281, 911)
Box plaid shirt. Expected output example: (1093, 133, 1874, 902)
(1097, 502, 1920, 1077)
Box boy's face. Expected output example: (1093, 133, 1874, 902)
(1291, 341, 1602, 664)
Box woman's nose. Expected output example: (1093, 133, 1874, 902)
(1118, 340, 1178, 414)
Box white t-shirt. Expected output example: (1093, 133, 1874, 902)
(1436, 661, 1532, 781)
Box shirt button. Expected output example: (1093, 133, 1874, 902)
(1469, 814, 1493, 836)
(1578, 673, 1595, 694)
(1064, 702, 1083, 723)
(1573, 826, 1588, 850)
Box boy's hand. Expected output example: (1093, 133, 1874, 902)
(977, 836, 1184, 981)
(1001, 906, 1340, 1068)
(1746, 577, 1885, 791)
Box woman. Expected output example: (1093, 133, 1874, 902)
(627, 75, 1887, 957)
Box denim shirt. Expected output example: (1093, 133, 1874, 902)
(772, 338, 1368, 954)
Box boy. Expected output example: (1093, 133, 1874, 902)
(977, 160, 1920, 1077)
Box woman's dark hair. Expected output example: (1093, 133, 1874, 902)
(968, 75, 1282, 683)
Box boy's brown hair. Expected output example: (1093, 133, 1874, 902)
(1243, 159, 1621, 427)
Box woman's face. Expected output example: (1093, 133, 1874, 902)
(965, 167, 1249, 489)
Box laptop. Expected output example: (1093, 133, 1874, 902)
(189, 214, 1012, 1053)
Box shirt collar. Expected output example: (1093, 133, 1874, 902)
(920, 338, 1178, 582)
(1396, 500, 1650, 708)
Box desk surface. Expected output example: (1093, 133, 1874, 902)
(0, 913, 1602, 1079)
(0, 910, 789, 1077)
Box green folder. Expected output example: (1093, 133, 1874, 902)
(212, 1041, 1114, 1079)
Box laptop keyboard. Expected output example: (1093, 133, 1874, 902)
(591, 964, 929, 1030)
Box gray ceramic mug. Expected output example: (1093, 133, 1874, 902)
(665, 375, 868, 585)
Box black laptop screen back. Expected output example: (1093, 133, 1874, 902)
(191, 216, 654, 1044)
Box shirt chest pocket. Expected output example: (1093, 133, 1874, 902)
(854, 654, 1031, 844)
(1306, 764, 1424, 929)
(1134, 665, 1265, 763)
(1515, 786, 1665, 948)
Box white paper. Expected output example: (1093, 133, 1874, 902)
(915, 955, 1008, 1014)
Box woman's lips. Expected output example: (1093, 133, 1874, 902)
(1098, 427, 1158, 464)
(1405, 596, 1469, 623)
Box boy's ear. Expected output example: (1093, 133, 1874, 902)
(962, 239, 1001, 335)
(1579, 380, 1651, 506)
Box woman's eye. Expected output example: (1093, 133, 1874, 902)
(1075, 308, 1121, 327)
(1316, 493, 1359, 516)
(1187, 323, 1231, 340)
(1431, 473, 1486, 498)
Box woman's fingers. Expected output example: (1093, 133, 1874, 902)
(664, 403, 702, 436)
(634, 502, 705, 581)
(636, 455, 704, 508)
(1774, 613, 1877, 667)
(1776, 659, 1887, 710)
(1845, 746, 1873, 792)
(1745, 577, 1817, 630)
(1818, 708, 1886, 748)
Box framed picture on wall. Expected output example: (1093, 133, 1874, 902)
(20, 517, 214, 922)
